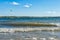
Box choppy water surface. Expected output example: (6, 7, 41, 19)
(0, 17, 60, 40)
(0, 30, 60, 40)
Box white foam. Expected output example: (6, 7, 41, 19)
(32, 37, 37, 40)
(56, 23, 60, 26)
(50, 23, 60, 26)
(0, 27, 59, 32)
(40, 38, 46, 40)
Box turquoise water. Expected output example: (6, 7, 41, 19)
(0, 17, 60, 28)
(0, 17, 60, 23)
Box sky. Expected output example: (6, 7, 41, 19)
(0, 0, 60, 16)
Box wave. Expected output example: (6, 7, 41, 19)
(50, 23, 60, 26)
(0, 22, 57, 27)
(0, 27, 59, 32)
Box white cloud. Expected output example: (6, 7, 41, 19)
(24, 4, 32, 8)
(47, 11, 56, 14)
(24, 5, 30, 8)
(11, 2, 19, 6)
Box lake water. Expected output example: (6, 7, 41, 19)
(0, 17, 60, 40)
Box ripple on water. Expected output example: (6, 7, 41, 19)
(0, 31, 60, 40)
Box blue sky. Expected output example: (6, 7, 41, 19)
(0, 0, 60, 16)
